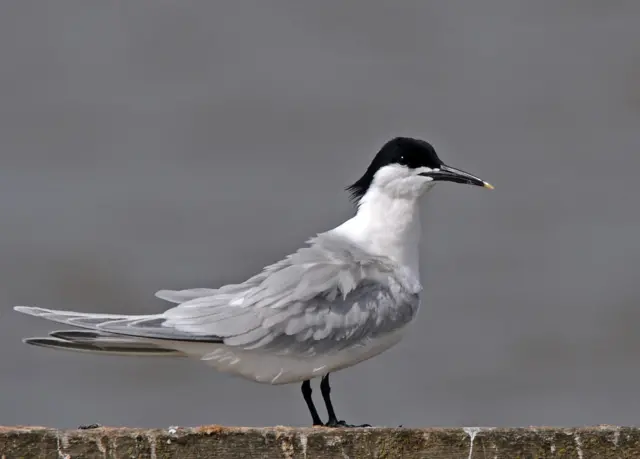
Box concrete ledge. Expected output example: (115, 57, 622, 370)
(0, 425, 636, 458)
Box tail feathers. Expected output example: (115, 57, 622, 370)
(14, 305, 223, 343)
(14, 306, 161, 331)
(23, 329, 186, 357)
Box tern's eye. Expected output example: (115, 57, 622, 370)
(397, 154, 418, 168)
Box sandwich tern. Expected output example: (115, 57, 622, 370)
(14, 137, 493, 427)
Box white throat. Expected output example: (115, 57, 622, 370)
(331, 186, 424, 276)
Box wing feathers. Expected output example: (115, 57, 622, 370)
(15, 233, 421, 358)
(155, 288, 218, 303)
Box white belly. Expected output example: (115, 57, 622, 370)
(153, 328, 407, 385)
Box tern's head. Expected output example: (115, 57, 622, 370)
(347, 137, 493, 204)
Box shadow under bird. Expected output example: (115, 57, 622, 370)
(14, 137, 493, 427)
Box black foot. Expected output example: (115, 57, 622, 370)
(78, 423, 101, 430)
(317, 374, 372, 428)
(325, 419, 371, 428)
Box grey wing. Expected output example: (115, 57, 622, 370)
(96, 233, 422, 356)
(227, 280, 421, 356)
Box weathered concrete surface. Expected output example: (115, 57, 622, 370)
(0, 425, 637, 458)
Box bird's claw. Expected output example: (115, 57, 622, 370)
(325, 419, 371, 428)
(78, 423, 101, 430)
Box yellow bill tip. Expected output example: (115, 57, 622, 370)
(483, 182, 495, 190)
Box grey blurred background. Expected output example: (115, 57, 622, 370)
(1, 1, 639, 429)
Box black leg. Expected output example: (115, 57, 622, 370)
(301, 380, 323, 426)
(320, 374, 339, 425)
(320, 373, 371, 428)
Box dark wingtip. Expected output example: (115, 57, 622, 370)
(24, 337, 70, 348)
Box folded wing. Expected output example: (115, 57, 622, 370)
(16, 233, 422, 358)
